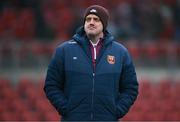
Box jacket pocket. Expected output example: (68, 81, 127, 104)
(96, 95, 117, 117)
(66, 95, 88, 114)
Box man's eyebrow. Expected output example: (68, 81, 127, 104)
(86, 16, 99, 19)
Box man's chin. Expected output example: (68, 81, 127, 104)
(87, 32, 96, 36)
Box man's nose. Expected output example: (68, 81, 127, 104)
(89, 19, 95, 24)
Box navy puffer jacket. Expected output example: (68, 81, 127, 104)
(44, 27, 138, 121)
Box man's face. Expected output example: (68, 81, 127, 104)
(84, 14, 103, 37)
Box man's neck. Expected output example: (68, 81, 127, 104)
(88, 32, 104, 44)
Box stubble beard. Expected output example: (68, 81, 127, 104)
(86, 30, 103, 43)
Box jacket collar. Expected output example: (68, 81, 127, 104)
(72, 26, 115, 46)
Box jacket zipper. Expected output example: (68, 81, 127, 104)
(90, 41, 97, 120)
(91, 72, 95, 120)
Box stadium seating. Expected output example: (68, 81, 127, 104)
(0, 0, 180, 121)
(0, 77, 179, 121)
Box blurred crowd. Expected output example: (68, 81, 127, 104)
(0, 0, 180, 42)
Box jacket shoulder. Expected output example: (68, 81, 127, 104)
(56, 40, 78, 50)
(112, 41, 129, 53)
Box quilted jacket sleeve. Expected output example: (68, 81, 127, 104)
(116, 49, 139, 118)
(44, 45, 68, 116)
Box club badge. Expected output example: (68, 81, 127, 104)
(107, 55, 115, 64)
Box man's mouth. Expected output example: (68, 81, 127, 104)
(88, 26, 96, 30)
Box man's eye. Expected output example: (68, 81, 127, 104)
(94, 18, 100, 22)
(86, 18, 91, 22)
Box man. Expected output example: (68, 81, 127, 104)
(44, 5, 138, 121)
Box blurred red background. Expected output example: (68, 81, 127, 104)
(0, 0, 180, 121)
